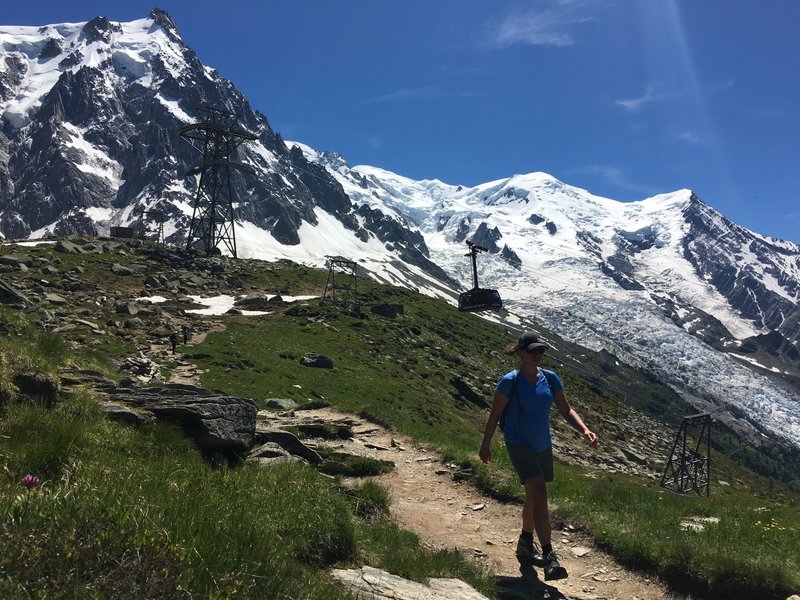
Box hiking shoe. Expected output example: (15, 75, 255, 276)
(515, 537, 546, 567)
(543, 550, 568, 581)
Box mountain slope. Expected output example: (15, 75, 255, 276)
(0, 10, 451, 287)
(292, 144, 800, 450)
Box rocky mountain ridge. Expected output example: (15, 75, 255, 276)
(0, 10, 448, 284)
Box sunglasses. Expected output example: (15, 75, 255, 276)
(524, 347, 546, 355)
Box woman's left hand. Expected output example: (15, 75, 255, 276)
(584, 430, 598, 447)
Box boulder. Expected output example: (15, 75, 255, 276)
(55, 240, 85, 254)
(119, 388, 258, 454)
(300, 353, 334, 369)
(254, 428, 323, 464)
(111, 263, 135, 276)
(264, 398, 299, 411)
(0, 278, 30, 305)
(234, 293, 272, 309)
(331, 566, 488, 600)
(44, 293, 68, 305)
(101, 402, 152, 426)
(0, 253, 34, 268)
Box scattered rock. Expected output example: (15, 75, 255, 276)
(300, 352, 334, 369)
(101, 402, 152, 426)
(571, 546, 592, 557)
(264, 398, 299, 411)
(55, 240, 85, 254)
(111, 263, 135, 275)
(44, 293, 68, 305)
(331, 566, 488, 600)
(254, 428, 323, 464)
(120, 388, 258, 455)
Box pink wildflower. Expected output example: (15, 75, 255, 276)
(20, 474, 40, 488)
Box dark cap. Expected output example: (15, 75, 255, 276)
(505, 331, 548, 354)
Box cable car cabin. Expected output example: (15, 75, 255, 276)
(458, 287, 503, 312)
(458, 240, 503, 312)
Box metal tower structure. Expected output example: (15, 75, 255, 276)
(660, 413, 711, 496)
(179, 107, 257, 257)
(321, 258, 358, 307)
(136, 210, 166, 245)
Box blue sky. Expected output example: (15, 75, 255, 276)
(5, 1, 799, 243)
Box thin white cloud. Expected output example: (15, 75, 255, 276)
(486, 2, 596, 49)
(616, 85, 662, 112)
(674, 130, 703, 144)
(570, 164, 659, 197)
(362, 87, 443, 105)
(361, 87, 480, 105)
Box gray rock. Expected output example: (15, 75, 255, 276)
(123, 317, 145, 329)
(331, 566, 489, 600)
(101, 402, 151, 426)
(247, 441, 293, 460)
(0, 253, 34, 267)
(300, 353, 334, 369)
(234, 292, 271, 308)
(264, 398, 299, 411)
(45, 293, 68, 305)
(251, 455, 308, 468)
(111, 263, 135, 276)
(55, 240, 85, 254)
(120, 389, 258, 454)
(74, 318, 102, 332)
(254, 428, 323, 464)
(0, 278, 30, 305)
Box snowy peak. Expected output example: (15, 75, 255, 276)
(0, 11, 194, 129)
(295, 148, 800, 448)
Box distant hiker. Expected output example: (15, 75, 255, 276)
(169, 331, 178, 354)
(479, 331, 598, 582)
(181, 324, 190, 345)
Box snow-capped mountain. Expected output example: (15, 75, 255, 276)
(292, 144, 800, 449)
(1, 11, 798, 450)
(0, 10, 451, 287)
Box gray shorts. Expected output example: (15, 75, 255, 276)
(506, 444, 554, 484)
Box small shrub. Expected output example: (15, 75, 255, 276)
(347, 480, 392, 518)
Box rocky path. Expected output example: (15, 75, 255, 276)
(142, 329, 684, 599)
(303, 407, 684, 600)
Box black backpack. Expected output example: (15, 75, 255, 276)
(498, 368, 559, 432)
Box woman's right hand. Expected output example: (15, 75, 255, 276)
(479, 444, 491, 464)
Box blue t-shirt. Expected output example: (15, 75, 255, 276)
(496, 368, 564, 452)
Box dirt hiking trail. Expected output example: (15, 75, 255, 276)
(150, 331, 687, 600)
(308, 406, 684, 600)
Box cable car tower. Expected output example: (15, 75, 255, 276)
(458, 241, 503, 312)
(660, 413, 711, 496)
(179, 107, 257, 257)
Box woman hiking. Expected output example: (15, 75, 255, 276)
(479, 331, 598, 581)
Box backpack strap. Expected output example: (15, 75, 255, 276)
(499, 369, 519, 431)
(541, 369, 557, 393)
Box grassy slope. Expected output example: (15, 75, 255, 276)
(190, 269, 800, 600)
(1, 241, 798, 599)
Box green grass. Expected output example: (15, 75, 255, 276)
(187, 288, 800, 599)
(2, 240, 799, 598)
(549, 464, 799, 599)
(0, 392, 494, 598)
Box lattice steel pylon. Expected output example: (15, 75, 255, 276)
(321, 258, 358, 307)
(660, 413, 711, 496)
(179, 107, 257, 257)
(136, 210, 166, 245)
